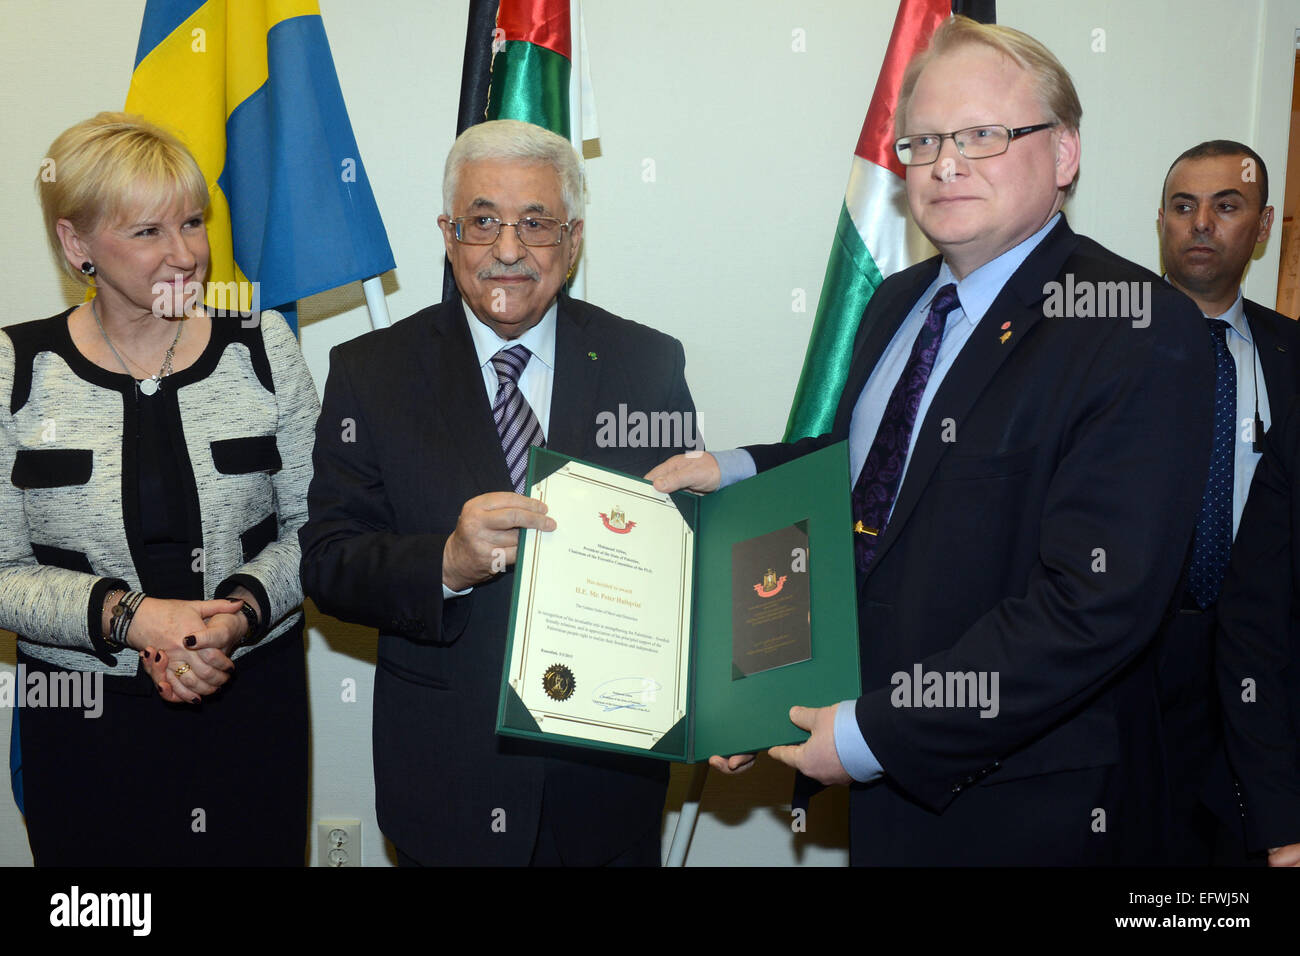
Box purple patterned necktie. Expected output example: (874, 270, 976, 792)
(491, 345, 545, 494)
(851, 283, 960, 572)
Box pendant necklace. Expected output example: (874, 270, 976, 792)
(91, 297, 183, 396)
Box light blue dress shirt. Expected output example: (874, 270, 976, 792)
(715, 212, 1065, 781)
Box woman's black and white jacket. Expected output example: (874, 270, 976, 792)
(0, 309, 320, 675)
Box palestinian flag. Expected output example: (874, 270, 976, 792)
(783, 0, 995, 441)
(489, 0, 573, 135)
(444, 0, 598, 300)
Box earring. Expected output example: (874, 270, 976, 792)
(80, 261, 96, 276)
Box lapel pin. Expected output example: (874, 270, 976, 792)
(999, 321, 1012, 344)
(587, 351, 598, 361)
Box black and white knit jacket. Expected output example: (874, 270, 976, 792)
(0, 308, 320, 675)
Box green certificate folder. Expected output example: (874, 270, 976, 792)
(496, 442, 861, 762)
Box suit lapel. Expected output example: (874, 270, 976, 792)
(547, 296, 602, 459)
(866, 218, 1078, 575)
(1245, 302, 1297, 428)
(421, 301, 513, 492)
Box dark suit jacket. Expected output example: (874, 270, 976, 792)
(1156, 297, 1300, 858)
(1218, 383, 1300, 853)
(746, 217, 1214, 865)
(299, 295, 697, 865)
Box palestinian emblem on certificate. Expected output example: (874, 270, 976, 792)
(753, 568, 787, 598)
(599, 505, 636, 535)
(542, 663, 576, 701)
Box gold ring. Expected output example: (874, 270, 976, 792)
(174, 663, 191, 676)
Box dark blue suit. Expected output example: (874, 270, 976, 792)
(1157, 297, 1300, 863)
(746, 218, 1214, 864)
(1216, 342, 1300, 853)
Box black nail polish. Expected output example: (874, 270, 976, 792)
(184, 635, 196, 648)
(154, 652, 161, 663)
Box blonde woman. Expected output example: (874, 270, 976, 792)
(1, 113, 318, 865)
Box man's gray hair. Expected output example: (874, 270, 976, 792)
(442, 119, 584, 220)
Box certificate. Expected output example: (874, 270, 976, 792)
(497, 443, 861, 762)
(504, 459, 693, 750)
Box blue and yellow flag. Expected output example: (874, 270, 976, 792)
(126, 0, 395, 326)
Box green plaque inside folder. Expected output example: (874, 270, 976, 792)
(496, 442, 861, 762)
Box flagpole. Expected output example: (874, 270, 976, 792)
(362, 275, 391, 329)
(666, 763, 708, 866)
(567, 0, 587, 300)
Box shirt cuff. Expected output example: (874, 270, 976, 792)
(834, 699, 883, 782)
(442, 583, 473, 601)
(713, 449, 757, 489)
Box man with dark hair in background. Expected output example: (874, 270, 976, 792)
(1155, 139, 1300, 865)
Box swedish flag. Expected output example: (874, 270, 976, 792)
(126, 0, 394, 326)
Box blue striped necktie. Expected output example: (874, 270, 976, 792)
(491, 345, 546, 494)
(1187, 318, 1235, 609)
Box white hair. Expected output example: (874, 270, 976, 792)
(442, 119, 583, 220)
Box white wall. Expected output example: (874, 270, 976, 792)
(1, 0, 1297, 867)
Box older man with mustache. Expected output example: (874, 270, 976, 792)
(300, 120, 699, 866)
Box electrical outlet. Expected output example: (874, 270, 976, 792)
(316, 819, 362, 867)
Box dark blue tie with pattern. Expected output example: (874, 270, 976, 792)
(1187, 318, 1235, 609)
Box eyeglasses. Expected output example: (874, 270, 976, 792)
(449, 216, 571, 246)
(893, 123, 1058, 167)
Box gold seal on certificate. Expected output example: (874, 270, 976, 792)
(504, 458, 693, 751)
(542, 664, 576, 701)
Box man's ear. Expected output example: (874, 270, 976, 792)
(437, 215, 458, 259)
(566, 219, 584, 272)
(1257, 204, 1275, 245)
(1053, 127, 1081, 190)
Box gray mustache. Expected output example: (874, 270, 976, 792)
(479, 266, 539, 281)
